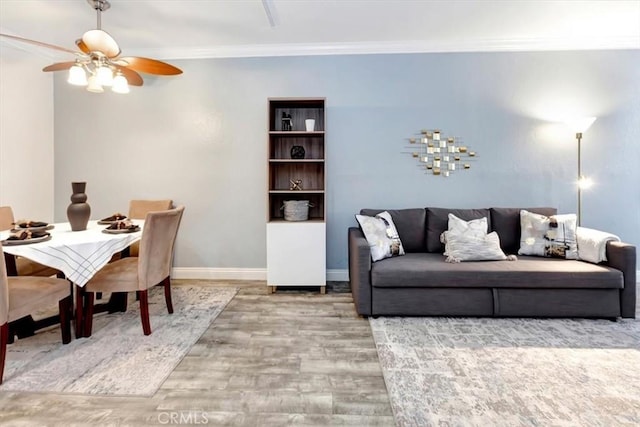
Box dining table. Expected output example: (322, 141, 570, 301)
(1, 220, 143, 338)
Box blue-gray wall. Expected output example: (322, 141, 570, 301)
(53, 50, 640, 272)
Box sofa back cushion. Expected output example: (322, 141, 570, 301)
(426, 208, 491, 253)
(360, 208, 427, 253)
(490, 207, 557, 254)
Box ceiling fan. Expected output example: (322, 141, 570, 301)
(0, 0, 182, 94)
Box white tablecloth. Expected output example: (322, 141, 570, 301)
(1, 220, 143, 287)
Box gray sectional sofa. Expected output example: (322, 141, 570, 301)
(348, 207, 637, 319)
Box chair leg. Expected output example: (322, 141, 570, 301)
(83, 292, 95, 338)
(0, 322, 8, 385)
(139, 290, 151, 335)
(163, 276, 174, 314)
(58, 295, 72, 344)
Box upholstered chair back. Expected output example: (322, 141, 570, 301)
(137, 206, 184, 290)
(0, 206, 14, 231)
(129, 200, 173, 220)
(0, 244, 8, 324)
(128, 200, 173, 257)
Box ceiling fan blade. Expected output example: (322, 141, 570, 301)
(75, 39, 90, 54)
(117, 57, 183, 75)
(114, 65, 144, 86)
(82, 29, 120, 58)
(0, 33, 77, 55)
(42, 62, 76, 72)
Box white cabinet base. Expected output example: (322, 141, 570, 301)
(267, 221, 326, 293)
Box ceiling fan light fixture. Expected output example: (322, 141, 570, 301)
(67, 64, 88, 86)
(111, 72, 130, 94)
(96, 65, 114, 86)
(86, 75, 104, 93)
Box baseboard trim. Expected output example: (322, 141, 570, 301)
(327, 269, 349, 282)
(172, 267, 267, 281)
(172, 267, 350, 282)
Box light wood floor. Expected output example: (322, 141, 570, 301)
(0, 280, 394, 426)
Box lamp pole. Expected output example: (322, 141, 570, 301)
(576, 132, 583, 226)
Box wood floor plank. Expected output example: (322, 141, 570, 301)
(0, 280, 392, 426)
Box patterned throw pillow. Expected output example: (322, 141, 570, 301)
(518, 210, 578, 259)
(355, 211, 405, 262)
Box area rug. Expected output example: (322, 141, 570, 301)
(0, 285, 237, 396)
(370, 313, 640, 427)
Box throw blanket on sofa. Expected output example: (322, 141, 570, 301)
(577, 226, 620, 264)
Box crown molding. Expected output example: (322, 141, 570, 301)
(3, 27, 638, 62)
(137, 36, 640, 60)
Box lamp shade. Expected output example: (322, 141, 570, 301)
(111, 72, 130, 94)
(566, 117, 597, 134)
(67, 64, 88, 86)
(86, 75, 104, 93)
(96, 66, 114, 87)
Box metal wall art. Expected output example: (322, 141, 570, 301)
(406, 129, 477, 177)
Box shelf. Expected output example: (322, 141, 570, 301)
(269, 190, 324, 194)
(269, 159, 325, 163)
(268, 218, 326, 223)
(269, 131, 325, 136)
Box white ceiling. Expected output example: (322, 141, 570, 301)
(1, 0, 638, 60)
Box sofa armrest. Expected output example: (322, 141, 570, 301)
(605, 241, 636, 318)
(348, 227, 372, 316)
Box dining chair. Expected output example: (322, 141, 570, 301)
(0, 206, 61, 278)
(127, 199, 173, 257)
(81, 205, 185, 336)
(0, 243, 72, 384)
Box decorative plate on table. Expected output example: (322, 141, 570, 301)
(102, 226, 140, 234)
(98, 213, 128, 225)
(12, 221, 54, 232)
(11, 224, 54, 232)
(2, 234, 52, 246)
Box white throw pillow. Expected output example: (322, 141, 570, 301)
(355, 211, 405, 262)
(442, 230, 512, 262)
(441, 213, 489, 256)
(447, 213, 488, 237)
(518, 210, 578, 259)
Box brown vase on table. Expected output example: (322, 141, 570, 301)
(67, 181, 91, 231)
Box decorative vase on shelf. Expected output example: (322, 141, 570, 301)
(305, 119, 316, 132)
(290, 145, 306, 159)
(67, 181, 91, 231)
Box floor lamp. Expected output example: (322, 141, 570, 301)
(566, 117, 596, 226)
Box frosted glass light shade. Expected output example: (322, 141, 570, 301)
(67, 64, 88, 86)
(86, 75, 104, 93)
(566, 117, 597, 134)
(96, 66, 114, 86)
(111, 73, 130, 94)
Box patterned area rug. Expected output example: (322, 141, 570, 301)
(1, 285, 237, 396)
(371, 309, 640, 426)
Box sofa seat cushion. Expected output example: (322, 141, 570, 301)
(370, 253, 623, 289)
